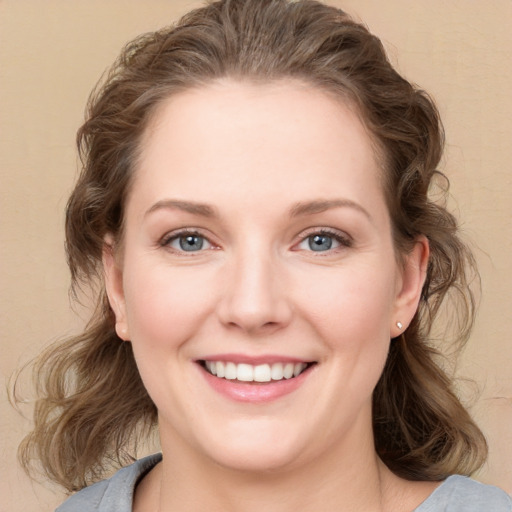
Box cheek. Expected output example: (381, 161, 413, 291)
(293, 261, 396, 401)
(122, 261, 216, 351)
(296, 263, 397, 343)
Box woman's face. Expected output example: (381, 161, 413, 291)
(104, 80, 427, 473)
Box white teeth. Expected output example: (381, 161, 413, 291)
(293, 363, 303, 377)
(271, 363, 284, 380)
(204, 361, 308, 382)
(216, 361, 225, 378)
(283, 363, 294, 379)
(237, 363, 254, 382)
(254, 364, 271, 382)
(225, 362, 237, 380)
(206, 361, 217, 375)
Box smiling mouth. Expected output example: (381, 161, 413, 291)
(199, 360, 316, 383)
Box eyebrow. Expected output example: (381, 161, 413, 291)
(289, 199, 371, 220)
(145, 199, 217, 218)
(144, 198, 371, 220)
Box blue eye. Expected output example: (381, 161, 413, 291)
(308, 234, 334, 251)
(297, 230, 350, 253)
(163, 232, 212, 252)
(178, 234, 205, 251)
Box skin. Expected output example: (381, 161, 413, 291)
(103, 80, 434, 512)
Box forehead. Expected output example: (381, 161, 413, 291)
(142, 79, 376, 154)
(130, 79, 385, 217)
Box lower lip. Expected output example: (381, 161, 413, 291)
(199, 365, 313, 403)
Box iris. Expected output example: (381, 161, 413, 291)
(309, 234, 333, 251)
(179, 234, 204, 251)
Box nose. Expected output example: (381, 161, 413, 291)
(217, 246, 293, 335)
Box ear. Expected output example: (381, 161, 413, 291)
(391, 235, 429, 338)
(102, 235, 130, 341)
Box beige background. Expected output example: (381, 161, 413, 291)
(1, 1, 511, 510)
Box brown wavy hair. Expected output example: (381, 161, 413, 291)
(18, 0, 487, 492)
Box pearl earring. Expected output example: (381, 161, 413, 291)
(396, 321, 403, 330)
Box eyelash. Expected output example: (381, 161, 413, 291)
(159, 228, 215, 254)
(297, 228, 353, 252)
(159, 227, 353, 254)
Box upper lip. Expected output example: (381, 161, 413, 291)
(196, 353, 314, 365)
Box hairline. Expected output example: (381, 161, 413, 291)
(112, 76, 392, 254)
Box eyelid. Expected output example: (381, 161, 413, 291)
(159, 228, 218, 253)
(293, 227, 353, 251)
(158, 226, 352, 253)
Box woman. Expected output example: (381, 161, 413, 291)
(18, 0, 511, 510)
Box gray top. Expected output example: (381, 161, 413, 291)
(56, 453, 512, 511)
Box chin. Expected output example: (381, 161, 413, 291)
(208, 443, 304, 474)
(193, 419, 310, 474)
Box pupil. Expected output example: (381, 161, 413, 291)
(180, 235, 203, 251)
(310, 234, 332, 251)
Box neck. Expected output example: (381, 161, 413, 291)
(149, 427, 407, 512)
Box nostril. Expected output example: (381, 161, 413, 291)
(216, 267, 293, 332)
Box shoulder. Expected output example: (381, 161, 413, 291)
(416, 475, 512, 512)
(55, 453, 162, 512)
